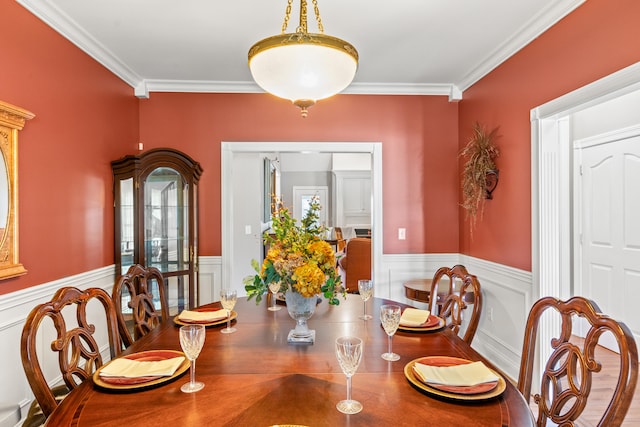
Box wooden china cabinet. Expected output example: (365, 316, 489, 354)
(112, 148, 203, 313)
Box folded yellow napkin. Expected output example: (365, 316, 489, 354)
(178, 309, 227, 322)
(99, 356, 185, 378)
(400, 308, 430, 327)
(413, 361, 499, 386)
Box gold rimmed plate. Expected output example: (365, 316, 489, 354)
(398, 315, 445, 332)
(173, 310, 237, 327)
(404, 356, 506, 401)
(93, 350, 190, 391)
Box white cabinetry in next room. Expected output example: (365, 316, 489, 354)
(333, 171, 371, 228)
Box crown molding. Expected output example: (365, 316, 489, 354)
(343, 82, 462, 100)
(134, 80, 262, 98)
(19, 0, 583, 100)
(457, 0, 586, 91)
(17, 0, 142, 90)
(135, 79, 463, 100)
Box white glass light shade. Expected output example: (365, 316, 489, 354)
(249, 33, 358, 106)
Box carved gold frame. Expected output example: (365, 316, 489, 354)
(0, 100, 34, 279)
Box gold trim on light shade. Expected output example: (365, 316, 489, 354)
(248, 0, 358, 117)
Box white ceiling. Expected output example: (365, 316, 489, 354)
(18, 0, 585, 99)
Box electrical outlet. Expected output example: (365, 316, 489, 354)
(398, 228, 406, 240)
(488, 307, 494, 322)
(245, 225, 252, 235)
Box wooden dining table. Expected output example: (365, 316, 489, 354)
(45, 294, 534, 426)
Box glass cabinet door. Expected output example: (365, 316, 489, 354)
(144, 167, 190, 313)
(112, 148, 202, 315)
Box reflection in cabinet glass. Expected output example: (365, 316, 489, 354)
(112, 149, 202, 313)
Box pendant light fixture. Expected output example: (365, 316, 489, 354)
(248, 0, 358, 118)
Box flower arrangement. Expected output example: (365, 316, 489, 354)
(244, 196, 345, 305)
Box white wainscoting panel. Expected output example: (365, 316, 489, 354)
(460, 255, 533, 381)
(198, 256, 223, 305)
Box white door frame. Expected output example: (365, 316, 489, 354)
(221, 142, 383, 295)
(531, 61, 640, 382)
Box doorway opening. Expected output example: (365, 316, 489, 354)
(532, 61, 640, 383)
(221, 142, 383, 297)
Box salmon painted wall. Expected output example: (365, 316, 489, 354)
(138, 93, 459, 256)
(458, 0, 640, 271)
(0, 1, 138, 295)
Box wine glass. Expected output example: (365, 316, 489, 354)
(335, 336, 363, 414)
(357, 279, 373, 320)
(220, 289, 237, 334)
(267, 281, 282, 311)
(179, 324, 206, 393)
(380, 304, 401, 361)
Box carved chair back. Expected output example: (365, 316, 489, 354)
(517, 296, 638, 427)
(112, 264, 169, 347)
(20, 286, 122, 419)
(429, 264, 482, 345)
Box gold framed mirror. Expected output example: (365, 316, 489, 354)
(0, 100, 34, 279)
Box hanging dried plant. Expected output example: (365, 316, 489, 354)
(460, 122, 500, 231)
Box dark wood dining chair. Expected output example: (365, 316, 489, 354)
(517, 296, 638, 427)
(112, 264, 169, 348)
(20, 286, 122, 424)
(428, 264, 482, 345)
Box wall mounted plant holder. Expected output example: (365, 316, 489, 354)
(460, 122, 500, 236)
(485, 169, 499, 199)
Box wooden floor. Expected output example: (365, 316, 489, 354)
(528, 337, 639, 426)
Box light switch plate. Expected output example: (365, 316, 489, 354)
(398, 228, 406, 240)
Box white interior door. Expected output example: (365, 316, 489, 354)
(293, 186, 328, 226)
(576, 131, 640, 349)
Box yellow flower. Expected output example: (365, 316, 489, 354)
(292, 263, 326, 297)
(309, 240, 335, 269)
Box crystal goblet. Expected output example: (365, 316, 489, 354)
(267, 281, 282, 311)
(335, 336, 363, 414)
(220, 289, 237, 334)
(179, 324, 205, 393)
(358, 279, 373, 320)
(380, 304, 401, 361)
